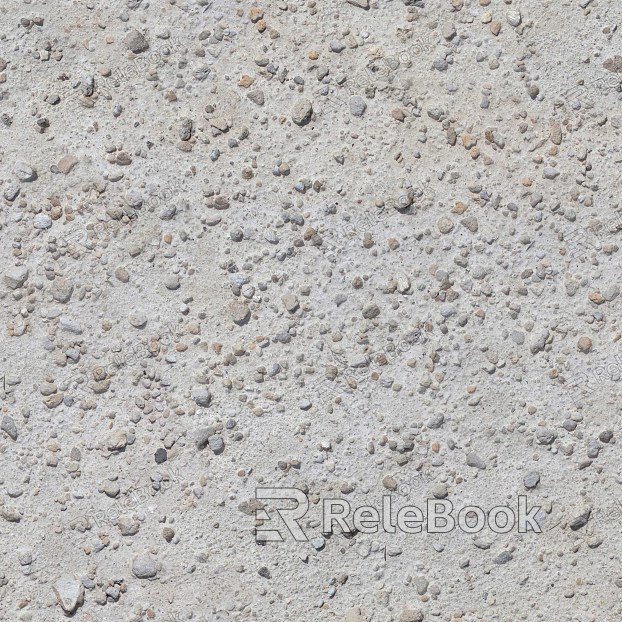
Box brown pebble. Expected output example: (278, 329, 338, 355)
(114, 267, 129, 283)
(550, 122, 563, 145)
(437, 216, 454, 234)
(57, 155, 79, 175)
(391, 108, 406, 122)
(249, 6, 264, 22)
(462, 133, 477, 149)
(588, 291, 605, 305)
(577, 336, 592, 353)
(382, 475, 397, 491)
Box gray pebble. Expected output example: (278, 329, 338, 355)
(163, 275, 180, 290)
(53, 578, 84, 614)
(4, 266, 29, 289)
(543, 167, 560, 180)
(247, 90, 265, 106)
(193, 388, 212, 407)
(349, 96, 367, 117)
(129, 311, 147, 328)
(1, 415, 18, 441)
(362, 303, 380, 319)
(494, 551, 513, 565)
(466, 452, 486, 470)
(14, 163, 37, 182)
(535, 427, 556, 445)
(196, 427, 213, 449)
(282, 293, 299, 313)
(427, 414, 444, 429)
(229, 300, 251, 325)
(310, 536, 325, 550)
(209, 435, 225, 454)
(34, 214, 52, 229)
(291, 99, 313, 126)
(124, 30, 149, 53)
(569, 508, 591, 531)
(132, 553, 157, 579)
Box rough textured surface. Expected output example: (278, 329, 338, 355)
(0, 0, 622, 620)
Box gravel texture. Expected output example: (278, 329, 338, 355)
(1, 0, 622, 620)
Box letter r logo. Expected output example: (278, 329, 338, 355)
(255, 488, 309, 543)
